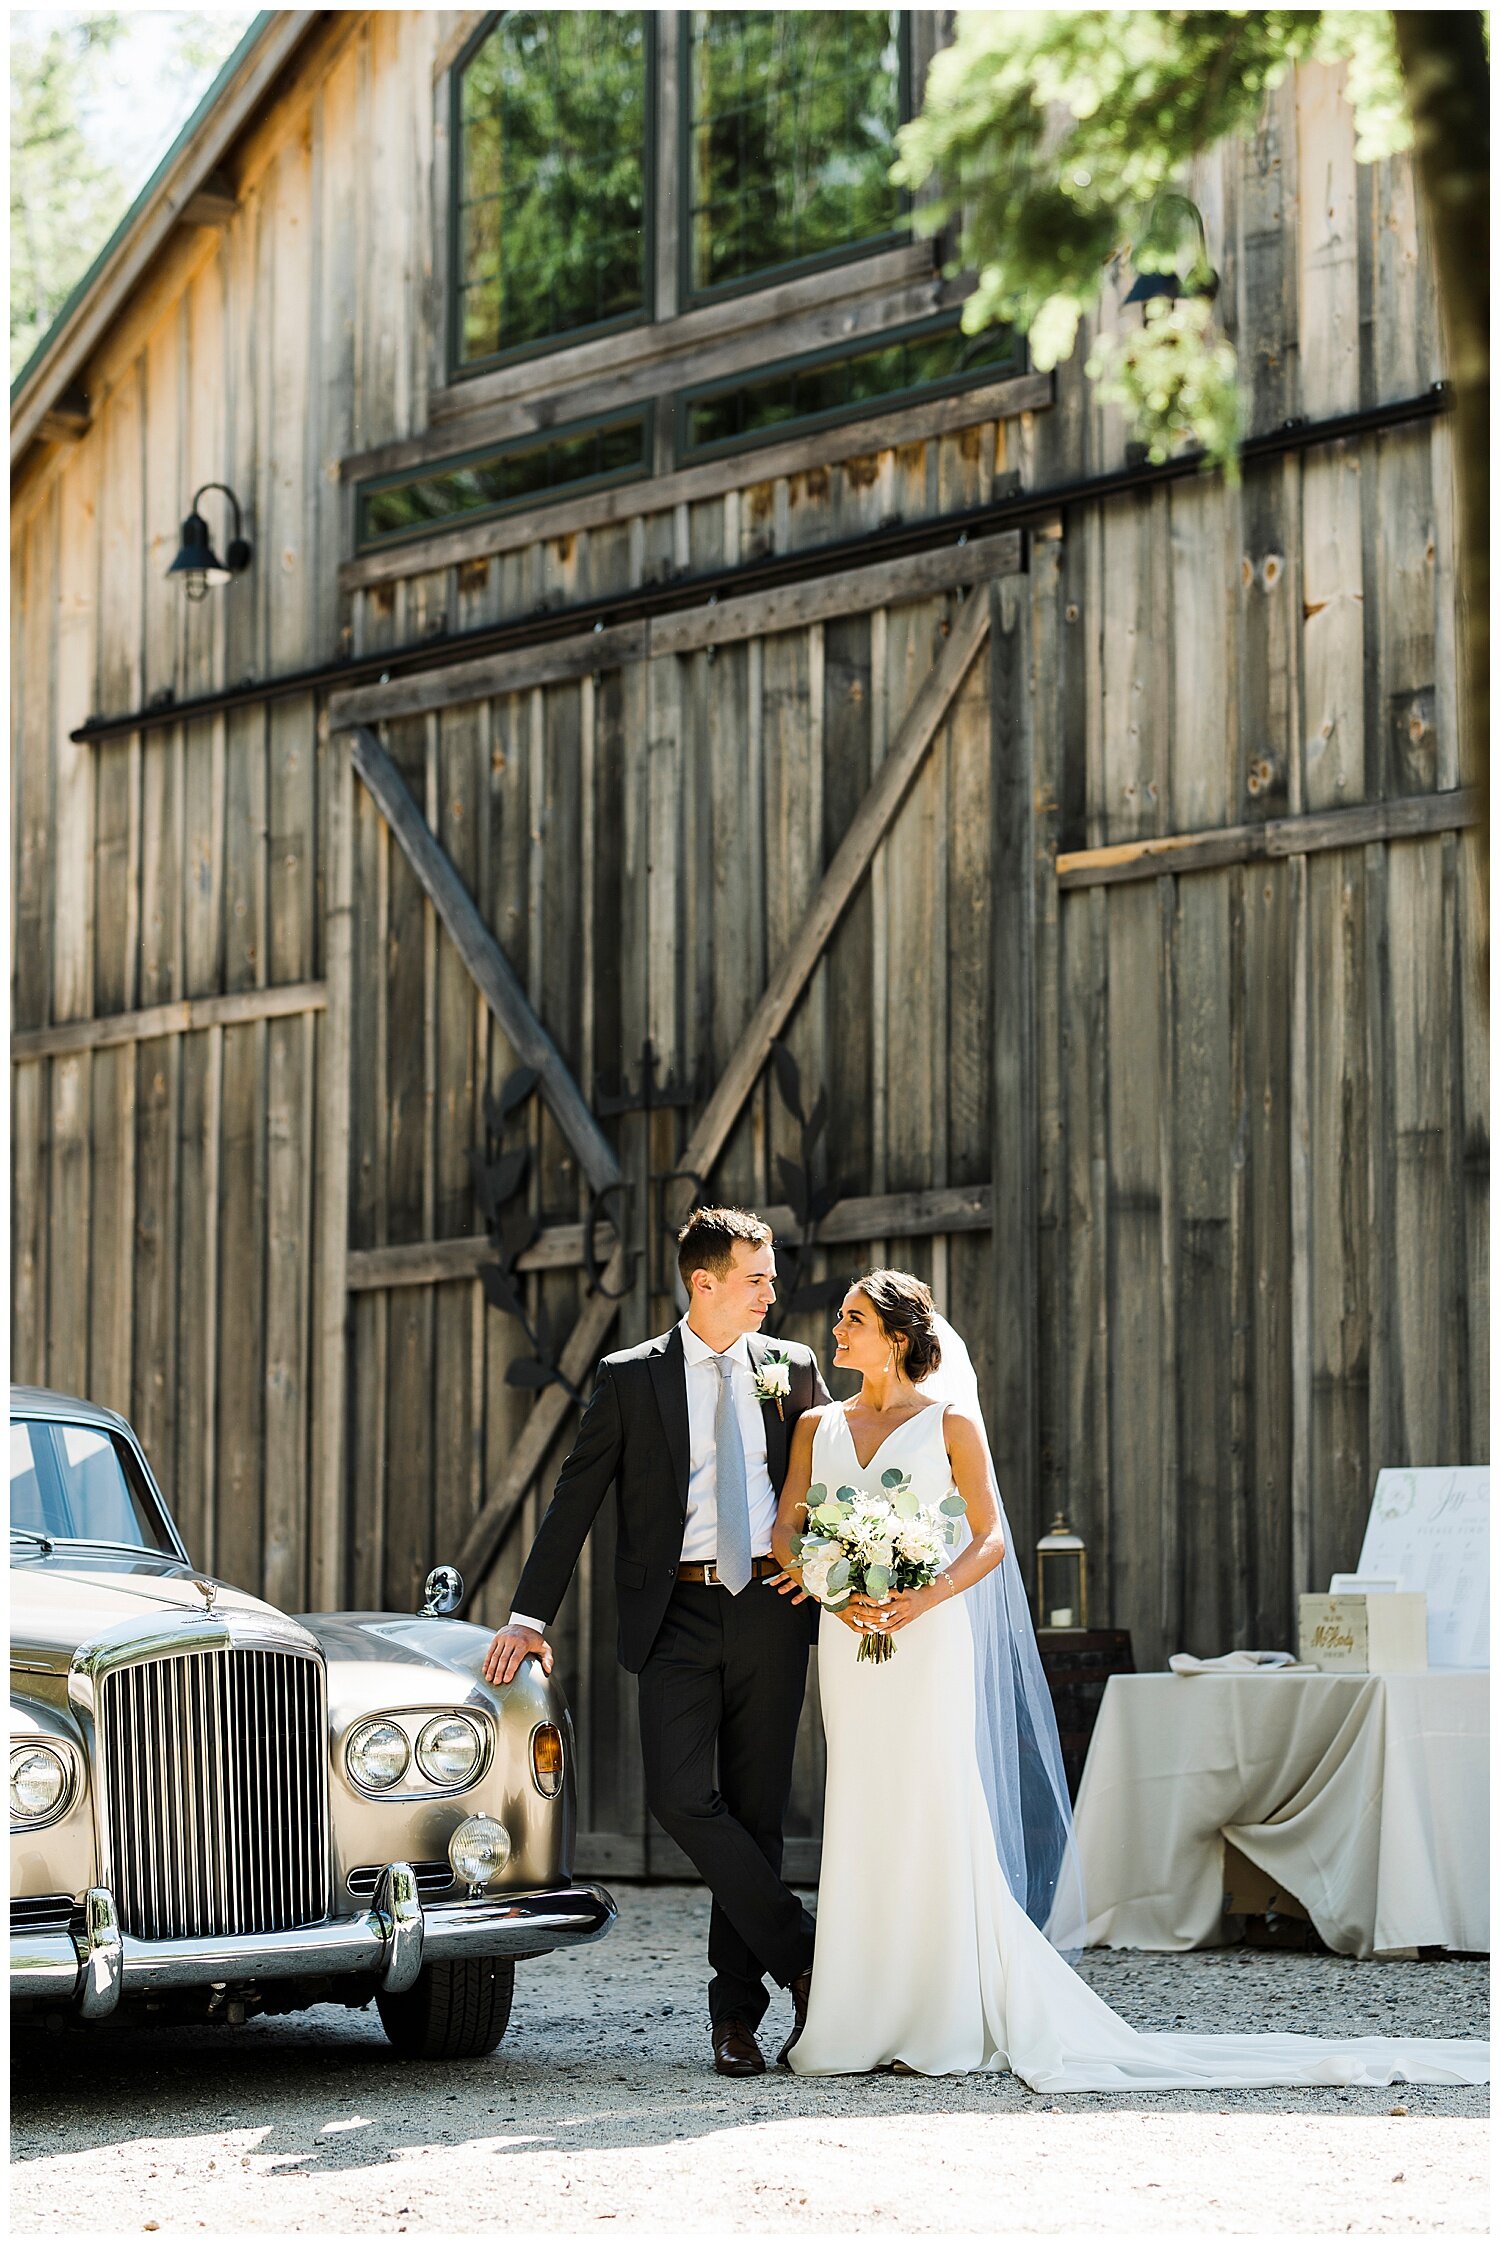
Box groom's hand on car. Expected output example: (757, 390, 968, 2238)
(482, 1625, 553, 1686)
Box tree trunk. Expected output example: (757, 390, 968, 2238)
(1393, 12, 1488, 968)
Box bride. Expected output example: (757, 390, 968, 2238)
(771, 1268, 1489, 2090)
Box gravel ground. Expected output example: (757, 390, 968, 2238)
(11, 1884, 1488, 2241)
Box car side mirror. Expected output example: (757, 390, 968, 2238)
(419, 1565, 464, 1617)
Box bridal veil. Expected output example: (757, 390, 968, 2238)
(917, 1313, 1088, 1958)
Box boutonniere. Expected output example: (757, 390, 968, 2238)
(752, 1346, 793, 1419)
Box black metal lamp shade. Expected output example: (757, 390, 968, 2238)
(1123, 194, 1220, 317)
(166, 483, 252, 600)
(1122, 268, 1182, 309)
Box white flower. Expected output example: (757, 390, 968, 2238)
(799, 1544, 846, 1606)
(753, 1349, 792, 1413)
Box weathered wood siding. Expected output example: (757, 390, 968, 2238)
(11, 18, 1486, 1878)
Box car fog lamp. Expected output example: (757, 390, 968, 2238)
(10, 1744, 68, 1822)
(416, 1714, 483, 1787)
(346, 1718, 410, 1791)
(448, 1813, 511, 1893)
(531, 1722, 564, 1798)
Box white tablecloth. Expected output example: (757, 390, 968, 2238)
(1073, 1671, 1489, 1958)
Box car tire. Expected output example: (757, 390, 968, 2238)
(376, 1957, 515, 2060)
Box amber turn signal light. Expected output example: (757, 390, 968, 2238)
(530, 1721, 564, 1797)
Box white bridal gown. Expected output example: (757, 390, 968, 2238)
(789, 1400, 1490, 2091)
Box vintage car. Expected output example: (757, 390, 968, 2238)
(10, 1385, 614, 2057)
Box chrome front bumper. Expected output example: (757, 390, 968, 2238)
(10, 1868, 616, 2017)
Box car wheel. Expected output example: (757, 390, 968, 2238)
(376, 1957, 515, 2060)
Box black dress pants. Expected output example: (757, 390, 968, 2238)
(637, 1576, 816, 2030)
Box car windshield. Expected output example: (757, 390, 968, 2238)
(10, 1419, 174, 1554)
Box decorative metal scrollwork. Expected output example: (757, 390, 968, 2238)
(468, 1064, 583, 1403)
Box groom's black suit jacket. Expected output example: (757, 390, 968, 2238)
(512, 1326, 831, 1673)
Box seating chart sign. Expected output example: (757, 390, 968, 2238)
(1356, 1467, 1489, 1670)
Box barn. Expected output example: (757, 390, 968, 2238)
(10, 9, 1486, 1879)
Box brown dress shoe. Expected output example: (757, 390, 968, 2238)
(777, 1969, 814, 2068)
(712, 2017, 766, 2076)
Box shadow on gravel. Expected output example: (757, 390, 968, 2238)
(11, 2002, 1483, 2184)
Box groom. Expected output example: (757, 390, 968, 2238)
(482, 1206, 831, 2076)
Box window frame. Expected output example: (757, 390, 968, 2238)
(676, 9, 913, 312)
(353, 407, 656, 554)
(673, 309, 1026, 465)
(446, 9, 659, 385)
(10, 1416, 182, 1558)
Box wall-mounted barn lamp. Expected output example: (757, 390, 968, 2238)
(1122, 192, 1219, 318)
(166, 482, 252, 601)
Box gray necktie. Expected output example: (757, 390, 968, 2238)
(712, 1354, 752, 1594)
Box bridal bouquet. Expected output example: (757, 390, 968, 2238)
(789, 1468, 967, 1663)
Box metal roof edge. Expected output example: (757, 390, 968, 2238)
(10, 10, 324, 467)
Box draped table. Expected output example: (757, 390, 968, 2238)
(1072, 1671, 1489, 1958)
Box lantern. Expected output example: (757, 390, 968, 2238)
(1036, 1512, 1087, 1632)
(166, 481, 252, 602)
(1122, 192, 1219, 322)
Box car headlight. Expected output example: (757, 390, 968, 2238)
(346, 1718, 410, 1792)
(11, 1744, 70, 1824)
(415, 1714, 483, 1788)
(448, 1813, 511, 1891)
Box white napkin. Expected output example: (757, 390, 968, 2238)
(1168, 1649, 1317, 1674)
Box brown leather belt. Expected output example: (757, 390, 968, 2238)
(676, 1555, 781, 1587)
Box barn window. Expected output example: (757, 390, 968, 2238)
(452, 11, 651, 372)
(677, 316, 1023, 460)
(683, 10, 908, 299)
(355, 412, 652, 549)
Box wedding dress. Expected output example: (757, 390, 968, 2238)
(788, 1389, 1489, 2090)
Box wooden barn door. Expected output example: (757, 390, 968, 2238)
(327, 577, 1005, 1882)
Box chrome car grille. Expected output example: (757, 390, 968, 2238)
(345, 1861, 454, 1902)
(99, 1647, 329, 1940)
(10, 1893, 81, 1935)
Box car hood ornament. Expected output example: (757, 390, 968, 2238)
(193, 1578, 218, 1613)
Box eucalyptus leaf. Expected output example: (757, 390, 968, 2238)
(827, 1556, 851, 1593)
(866, 1563, 890, 1600)
(880, 1467, 905, 1489)
(893, 1485, 921, 1520)
(939, 1492, 968, 1517)
(805, 1483, 826, 1506)
(835, 1486, 858, 1506)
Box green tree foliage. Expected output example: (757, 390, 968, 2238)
(893, 10, 1414, 475)
(11, 9, 254, 380)
(10, 13, 127, 376)
(895, 10, 1487, 942)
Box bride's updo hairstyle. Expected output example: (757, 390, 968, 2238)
(853, 1268, 942, 1382)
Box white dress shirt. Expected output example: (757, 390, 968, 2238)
(509, 1317, 777, 1634)
(675, 1317, 777, 1564)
